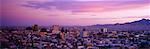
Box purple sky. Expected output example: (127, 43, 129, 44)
(1, 0, 150, 26)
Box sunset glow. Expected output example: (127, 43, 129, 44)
(1, 0, 150, 26)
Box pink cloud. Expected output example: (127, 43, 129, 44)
(1, 0, 150, 26)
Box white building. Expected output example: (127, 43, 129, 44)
(101, 28, 108, 33)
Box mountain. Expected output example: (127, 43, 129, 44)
(92, 18, 150, 26)
(90, 19, 150, 31)
(124, 18, 150, 25)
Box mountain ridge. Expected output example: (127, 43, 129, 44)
(124, 18, 150, 25)
(92, 18, 150, 26)
(90, 18, 150, 31)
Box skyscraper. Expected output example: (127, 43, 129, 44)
(32, 24, 39, 31)
(101, 28, 108, 33)
(52, 25, 60, 34)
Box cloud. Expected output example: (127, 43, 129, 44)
(75, 0, 149, 1)
(22, 0, 149, 13)
(22, 0, 150, 19)
(26, 0, 55, 2)
(2, 0, 150, 25)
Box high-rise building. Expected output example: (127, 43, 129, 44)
(25, 26, 33, 34)
(39, 28, 47, 36)
(83, 29, 89, 37)
(0, 30, 2, 33)
(52, 25, 60, 34)
(60, 28, 65, 41)
(101, 28, 108, 33)
(32, 24, 39, 31)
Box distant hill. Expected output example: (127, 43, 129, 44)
(124, 19, 150, 25)
(90, 19, 150, 31)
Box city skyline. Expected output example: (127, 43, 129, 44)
(1, 0, 150, 26)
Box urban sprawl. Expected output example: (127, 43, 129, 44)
(0, 24, 150, 49)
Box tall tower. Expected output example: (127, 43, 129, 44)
(32, 24, 39, 31)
